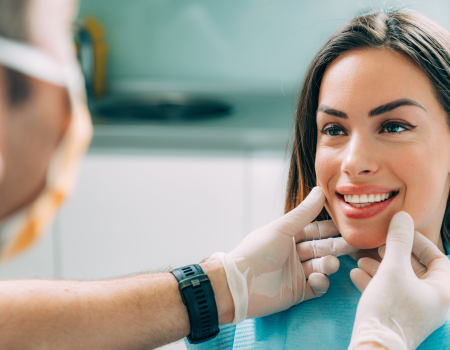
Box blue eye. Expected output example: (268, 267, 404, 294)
(321, 125, 345, 136)
(381, 123, 408, 133)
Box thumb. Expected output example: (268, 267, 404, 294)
(276, 187, 325, 237)
(383, 211, 414, 265)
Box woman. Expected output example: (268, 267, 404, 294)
(190, 8, 450, 350)
(287, 9, 450, 255)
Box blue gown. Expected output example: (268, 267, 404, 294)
(186, 244, 450, 350)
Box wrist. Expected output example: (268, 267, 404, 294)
(200, 259, 235, 325)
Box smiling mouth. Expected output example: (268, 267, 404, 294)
(339, 191, 398, 208)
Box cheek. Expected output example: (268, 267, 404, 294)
(399, 146, 450, 232)
(315, 147, 339, 187)
(315, 147, 341, 212)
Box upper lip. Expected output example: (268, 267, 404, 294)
(336, 185, 399, 195)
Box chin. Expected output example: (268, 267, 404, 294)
(338, 224, 388, 249)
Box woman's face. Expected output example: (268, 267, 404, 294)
(315, 48, 450, 250)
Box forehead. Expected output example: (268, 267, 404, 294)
(318, 48, 435, 111)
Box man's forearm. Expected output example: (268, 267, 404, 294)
(0, 259, 233, 350)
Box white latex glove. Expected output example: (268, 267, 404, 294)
(212, 187, 358, 324)
(349, 211, 450, 350)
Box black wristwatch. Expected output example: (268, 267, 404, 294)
(171, 264, 220, 344)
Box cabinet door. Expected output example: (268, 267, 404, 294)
(58, 150, 245, 280)
(248, 151, 289, 231)
(0, 226, 54, 279)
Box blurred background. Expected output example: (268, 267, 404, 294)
(1, 0, 449, 348)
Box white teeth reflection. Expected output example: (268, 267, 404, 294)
(343, 192, 395, 208)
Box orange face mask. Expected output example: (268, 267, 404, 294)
(0, 36, 92, 261)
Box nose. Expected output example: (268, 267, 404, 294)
(341, 134, 380, 177)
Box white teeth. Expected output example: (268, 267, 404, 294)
(360, 194, 368, 203)
(343, 191, 395, 207)
(353, 203, 372, 208)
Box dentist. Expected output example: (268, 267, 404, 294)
(0, 1, 447, 350)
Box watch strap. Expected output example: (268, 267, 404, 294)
(171, 264, 220, 344)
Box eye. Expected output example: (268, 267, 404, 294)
(380, 122, 413, 134)
(321, 124, 345, 136)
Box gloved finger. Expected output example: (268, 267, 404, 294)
(304, 273, 330, 300)
(379, 243, 427, 278)
(274, 187, 325, 238)
(412, 230, 450, 283)
(412, 230, 446, 267)
(381, 211, 414, 266)
(302, 255, 340, 278)
(357, 257, 380, 277)
(413, 258, 427, 278)
(350, 268, 371, 293)
(295, 220, 339, 243)
(378, 244, 386, 258)
(297, 236, 359, 261)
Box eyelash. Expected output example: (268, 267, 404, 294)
(320, 121, 415, 136)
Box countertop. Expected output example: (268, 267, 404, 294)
(88, 89, 298, 151)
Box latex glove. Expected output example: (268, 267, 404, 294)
(212, 187, 358, 324)
(349, 211, 450, 350)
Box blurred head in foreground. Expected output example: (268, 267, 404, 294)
(0, 0, 91, 260)
(286, 9, 450, 252)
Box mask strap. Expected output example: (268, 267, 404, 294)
(0, 37, 65, 86)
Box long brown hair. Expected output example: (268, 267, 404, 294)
(285, 8, 450, 247)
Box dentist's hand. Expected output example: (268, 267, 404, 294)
(211, 187, 358, 324)
(349, 212, 450, 350)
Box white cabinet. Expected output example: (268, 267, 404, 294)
(0, 226, 54, 279)
(58, 149, 248, 279)
(248, 151, 289, 231)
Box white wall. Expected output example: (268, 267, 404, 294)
(78, 0, 450, 90)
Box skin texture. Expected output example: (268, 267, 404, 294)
(0, 67, 70, 219)
(315, 48, 450, 251)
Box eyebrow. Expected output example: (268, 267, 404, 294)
(317, 98, 426, 119)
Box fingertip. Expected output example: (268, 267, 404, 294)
(357, 257, 369, 269)
(282, 187, 326, 234)
(385, 211, 415, 260)
(390, 211, 414, 230)
(324, 255, 340, 275)
(308, 272, 330, 297)
(378, 245, 386, 258)
(349, 268, 371, 293)
(350, 268, 359, 281)
(307, 187, 325, 203)
(412, 230, 446, 267)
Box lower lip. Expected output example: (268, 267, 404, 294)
(337, 194, 396, 219)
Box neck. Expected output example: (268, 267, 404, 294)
(438, 235, 446, 254)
